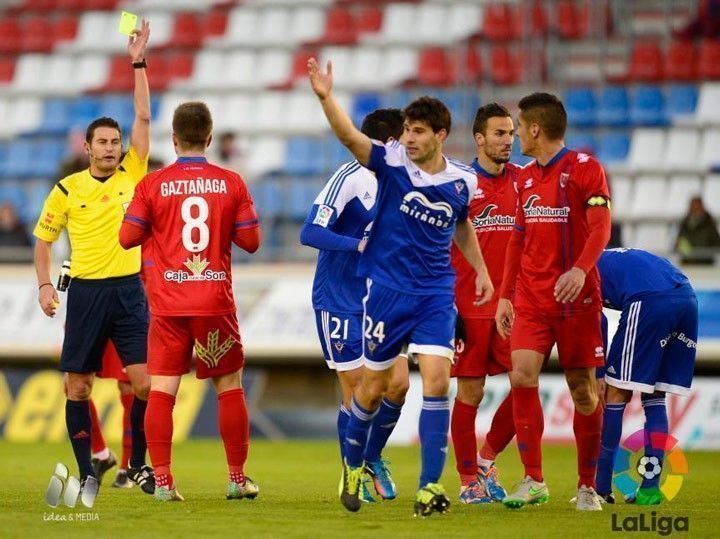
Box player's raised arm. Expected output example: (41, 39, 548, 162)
(454, 218, 493, 305)
(308, 58, 372, 166)
(128, 19, 151, 159)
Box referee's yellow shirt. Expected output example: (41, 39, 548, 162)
(33, 146, 149, 279)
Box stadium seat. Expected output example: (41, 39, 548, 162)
(11, 54, 47, 93)
(0, 184, 29, 214)
(628, 41, 664, 82)
(596, 87, 629, 126)
(223, 51, 260, 90)
(447, 3, 483, 43)
(256, 7, 291, 47)
(371, 3, 416, 44)
(100, 55, 134, 92)
(351, 92, 381, 130)
(7, 97, 43, 137)
(665, 40, 698, 81)
(183, 50, 226, 91)
(703, 174, 720, 216)
(53, 15, 79, 44)
(631, 175, 668, 219)
(291, 7, 325, 45)
(166, 12, 203, 49)
(4, 140, 37, 178)
(596, 132, 630, 164)
(216, 7, 258, 47)
(257, 50, 292, 89)
(64, 11, 124, 53)
(383, 48, 419, 88)
(565, 87, 597, 127)
(357, 6, 382, 35)
(699, 128, 720, 170)
(483, 4, 520, 41)
(320, 7, 357, 44)
(37, 98, 72, 136)
(381, 89, 414, 111)
(556, 0, 590, 40)
(201, 7, 229, 39)
(284, 137, 325, 177)
(212, 95, 253, 133)
(244, 136, 286, 178)
(0, 57, 15, 84)
(413, 4, 451, 45)
(633, 223, 672, 253)
(490, 46, 522, 85)
(663, 129, 701, 172)
(455, 46, 482, 84)
(665, 85, 698, 121)
(35, 140, 66, 178)
(0, 19, 21, 54)
(666, 175, 703, 219)
(249, 179, 283, 219)
(694, 83, 720, 125)
(286, 177, 322, 220)
(699, 38, 720, 79)
(68, 96, 101, 130)
(417, 48, 455, 86)
(319, 46, 353, 89)
(347, 47, 382, 90)
(20, 16, 54, 53)
(627, 129, 666, 171)
(324, 134, 353, 172)
(608, 175, 632, 221)
(630, 85, 666, 126)
(249, 92, 287, 132)
(75, 54, 110, 91)
(566, 132, 598, 155)
(98, 94, 134, 132)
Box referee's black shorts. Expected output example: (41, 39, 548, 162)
(60, 273, 149, 374)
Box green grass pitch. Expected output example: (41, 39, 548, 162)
(1, 440, 716, 538)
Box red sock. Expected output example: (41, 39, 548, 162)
(450, 398, 478, 483)
(145, 390, 175, 478)
(512, 386, 544, 482)
(120, 392, 134, 469)
(218, 388, 249, 479)
(480, 392, 516, 461)
(574, 402, 602, 489)
(89, 399, 106, 454)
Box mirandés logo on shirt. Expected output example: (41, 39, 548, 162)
(522, 194, 570, 222)
(399, 191, 453, 228)
(471, 204, 514, 230)
(164, 254, 226, 283)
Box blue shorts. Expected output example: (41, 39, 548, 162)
(314, 309, 364, 371)
(60, 274, 149, 374)
(362, 279, 456, 370)
(605, 288, 697, 395)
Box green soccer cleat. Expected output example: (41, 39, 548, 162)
(338, 459, 363, 512)
(414, 483, 450, 517)
(154, 485, 184, 502)
(360, 476, 376, 503)
(227, 477, 259, 500)
(636, 486, 663, 505)
(502, 476, 550, 509)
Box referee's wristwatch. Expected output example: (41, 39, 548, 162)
(132, 59, 147, 69)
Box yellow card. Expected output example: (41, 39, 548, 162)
(119, 11, 138, 36)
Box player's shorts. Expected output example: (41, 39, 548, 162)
(96, 340, 131, 383)
(452, 318, 510, 378)
(148, 313, 244, 380)
(60, 274, 148, 374)
(314, 309, 363, 371)
(511, 309, 605, 370)
(605, 287, 697, 395)
(362, 279, 455, 371)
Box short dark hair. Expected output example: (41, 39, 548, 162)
(518, 92, 567, 140)
(86, 117, 121, 143)
(173, 101, 213, 150)
(472, 103, 512, 136)
(360, 108, 404, 142)
(403, 96, 451, 135)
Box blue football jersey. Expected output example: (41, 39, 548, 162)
(358, 141, 477, 294)
(306, 160, 377, 313)
(598, 248, 692, 309)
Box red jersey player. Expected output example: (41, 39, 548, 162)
(496, 93, 611, 511)
(119, 102, 261, 501)
(450, 104, 519, 505)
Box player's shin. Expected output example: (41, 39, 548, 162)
(145, 390, 175, 487)
(337, 404, 351, 461)
(419, 396, 450, 488)
(480, 391, 516, 464)
(345, 398, 378, 468)
(596, 402, 626, 496)
(364, 397, 403, 462)
(641, 393, 668, 490)
(511, 386, 544, 482)
(451, 399, 478, 484)
(218, 388, 250, 484)
(573, 402, 603, 489)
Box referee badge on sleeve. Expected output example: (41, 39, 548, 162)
(313, 205, 334, 227)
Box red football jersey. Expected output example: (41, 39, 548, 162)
(125, 157, 258, 316)
(452, 160, 520, 319)
(513, 148, 610, 316)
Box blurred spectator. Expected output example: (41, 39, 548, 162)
(676, 0, 720, 39)
(148, 157, 165, 173)
(675, 196, 720, 265)
(0, 201, 32, 263)
(58, 128, 90, 178)
(215, 131, 245, 175)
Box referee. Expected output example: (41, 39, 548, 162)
(33, 20, 154, 498)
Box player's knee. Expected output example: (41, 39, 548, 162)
(569, 383, 597, 412)
(457, 378, 485, 406)
(132, 379, 150, 400)
(422, 373, 449, 397)
(66, 379, 92, 400)
(509, 369, 537, 388)
(386, 375, 409, 403)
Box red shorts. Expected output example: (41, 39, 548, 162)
(452, 318, 510, 377)
(511, 309, 605, 370)
(148, 313, 245, 380)
(96, 340, 130, 383)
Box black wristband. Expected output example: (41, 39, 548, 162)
(132, 59, 147, 69)
(38, 282, 53, 290)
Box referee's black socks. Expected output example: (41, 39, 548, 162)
(130, 397, 148, 468)
(66, 399, 95, 479)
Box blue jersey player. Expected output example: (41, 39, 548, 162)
(308, 58, 494, 516)
(300, 109, 409, 503)
(594, 248, 697, 505)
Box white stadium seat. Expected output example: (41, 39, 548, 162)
(662, 128, 701, 172)
(665, 175, 703, 220)
(75, 54, 110, 92)
(694, 83, 720, 126)
(216, 7, 259, 47)
(633, 223, 672, 254)
(609, 175, 633, 221)
(703, 175, 720, 217)
(627, 129, 666, 171)
(630, 175, 667, 219)
(290, 7, 326, 45)
(699, 128, 720, 171)
(369, 3, 417, 45)
(7, 97, 43, 136)
(244, 136, 286, 177)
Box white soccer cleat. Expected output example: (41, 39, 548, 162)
(576, 485, 603, 511)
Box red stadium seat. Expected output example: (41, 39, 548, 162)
(167, 12, 203, 48)
(699, 38, 720, 79)
(557, 0, 589, 40)
(24, 0, 56, 11)
(417, 47, 455, 86)
(483, 4, 521, 41)
(85, 0, 119, 8)
(55, 0, 88, 9)
(0, 57, 15, 83)
(529, 0, 549, 38)
(101, 55, 134, 92)
(628, 41, 664, 82)
(490, 46, 522, 85)
(202, 8, 229, 39)
(320, 8, 357, 44)
(20, 16, 54, 53)
(272, 49, 316, 89)
(357, 7, 383, 35)
(665, 40, 698, 81)
(0, 19, 21, 54)
(458, 46, 482, 83)
(53, 15, 79, 43)
(166, 52, 194, 83)
(146, 55, 169, 91)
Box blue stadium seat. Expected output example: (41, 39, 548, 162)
(69, 97, 102, 131)
(324, 135, 354, 173)
(98, 95, 135, 132)
(566, 132, 598, 155)
(565, 87, 597, 127)
(630, 85, 666, 126)
(3, 140, 36, 178)
(284, 137, 324, 177)
(510, 143, 533, 166)
(596, 132, 630, 164)
(285, 177, 322, 221)
(665, 84, 698, 120)
(382, 89, 414, 110)
(430, 89, 465, 122)
(352, 92, 382, 127)
(0, 143, 8, 178)
(35, 140, 66, 179)
(249, 179, 283, 220)
(596, 87, 629, 127)
(26, 180, 52, 225)
(0, 183, 29, 216)
(37, 98, 72, 136)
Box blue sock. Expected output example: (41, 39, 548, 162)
(66, 399, 94, 479)
(641, 394, 668, 489)
(418, 396, 450, 489)
(596, 402, 626, 496)
(129, 397, 148, 468)
(344, 398, 378, 468)
(364, 397, 403, 463)
(337, 404, 351, 461)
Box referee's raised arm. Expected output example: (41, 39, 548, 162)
(128, 19, 151, 160)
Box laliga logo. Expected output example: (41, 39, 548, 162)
(399, 191, 453, 228)
(612, 430, 689, 502)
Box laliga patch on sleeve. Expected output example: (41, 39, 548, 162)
(312, 205, 334, 227)
(587, 195, 611, 209)
(119, 11, 138, 36)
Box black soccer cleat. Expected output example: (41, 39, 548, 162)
(127, 465, 156, 495)
(91, 451, 117, 485)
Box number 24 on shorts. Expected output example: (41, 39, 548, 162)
(364, 316, 386, 343)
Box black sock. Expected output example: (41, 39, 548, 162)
(66, 399, 94, 479)
(130, 397, 148, 468)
